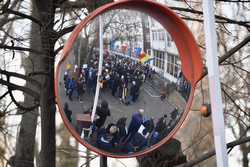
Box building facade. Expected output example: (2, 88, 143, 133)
(104, 3, 183, 83)
(149, 14, 181, 83)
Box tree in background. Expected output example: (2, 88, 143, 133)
(0, 0, 111, 167)
(56, 123, 79, 167)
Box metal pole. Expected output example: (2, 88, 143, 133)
(78, 36, 82, 67)
(202, 1, 228, 167)
(91, 15, 104, 122)
(100, 156, 107, 167)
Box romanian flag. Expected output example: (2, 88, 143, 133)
(139, 52, 154, 64)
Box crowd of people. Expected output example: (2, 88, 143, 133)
(61, 52, 186, 153)
(176, 72, 191, 101)
(63, 53, 155, 104)
(82, 100, 180, 154)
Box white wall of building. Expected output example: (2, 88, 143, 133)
(149, 11, 181, 83)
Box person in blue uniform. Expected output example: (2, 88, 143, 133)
(124, 109, 144, 144)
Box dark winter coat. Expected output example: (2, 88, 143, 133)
(95, 106, 110, 128)
(128, 112, 143, 134)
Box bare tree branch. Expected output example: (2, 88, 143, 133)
(27, 71, 50, 77)
(216, 0, 250, 2)
(219, 36, 250, 64)
(179, 136, 250, 167)
(54, 45, 64, 55)
(222, 60, 250, 74)
(0, 69, 41, 88)
(0, 72, 40, 111)
(0, 67, 41, 111)
(56, 25, 76, 39)
(170, 7, 250, 29)
(56, 0, 86, 9)
(0, 43, 44, 54)
(8, 88, 39, 111)
(200, 35, 250, 79)
(0, 90, 9, 101)
(221, 85, 249, 116)
(0, 28, 28, 42)
(1, 8, 42, 26)
(0, 78, 39, 100)
(0, 16, 21, 28)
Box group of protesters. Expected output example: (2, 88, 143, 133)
(63, 53, 154, 104)
(63, 95, 179, 153)
(84, 100, 179, 154)
(176, 72, 191, 100)
(61, 52, 186, 153)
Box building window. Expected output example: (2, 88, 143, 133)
(159, 31, 162, 40)
(167, 35, 171, 47)
(152, 30, 166, 41)
(153, 50, 165, 70)
(160, 31, 165, 41)
(166, 53, 181, 78)
(153, 50, 181, 79)
(146, 34, 150, 41)
(163, 32, 165, 41)
(152, 31, 156, 41)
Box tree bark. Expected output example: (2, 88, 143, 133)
(32, 1, 56, 167)
(240, 122, 250, 167)
(138, 139, 186, 167)
(14, 2, 41, 167)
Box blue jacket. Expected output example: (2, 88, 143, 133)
(96, 129, 114, 151)
(128, 112, 143, 133)
(68, 79, 76, 90)
(150, 131, 160, 146)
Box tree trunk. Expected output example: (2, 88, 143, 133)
(242, 149, 249, 167)
(138, 139, 186, 167)
(239, 121, 250, 167)
(32, 1, 56, 167)
(56, 124, 79, 167)
(14, 2, 41, 167)
(85, 149, 90, 167)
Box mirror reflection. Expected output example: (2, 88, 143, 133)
(58, 9, 191, 155)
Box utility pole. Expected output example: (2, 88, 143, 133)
(203, 1, 229, 166)
(91, 15, 104, 122)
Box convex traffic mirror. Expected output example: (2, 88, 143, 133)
(55, 0, 203, 158)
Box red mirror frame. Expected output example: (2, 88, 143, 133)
(55, 0, 203, 158)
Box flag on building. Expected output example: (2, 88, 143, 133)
(134, 47, 142, 57)
(139, 52, 154, 64)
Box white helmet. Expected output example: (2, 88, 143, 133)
(138, 109, 144, 115)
